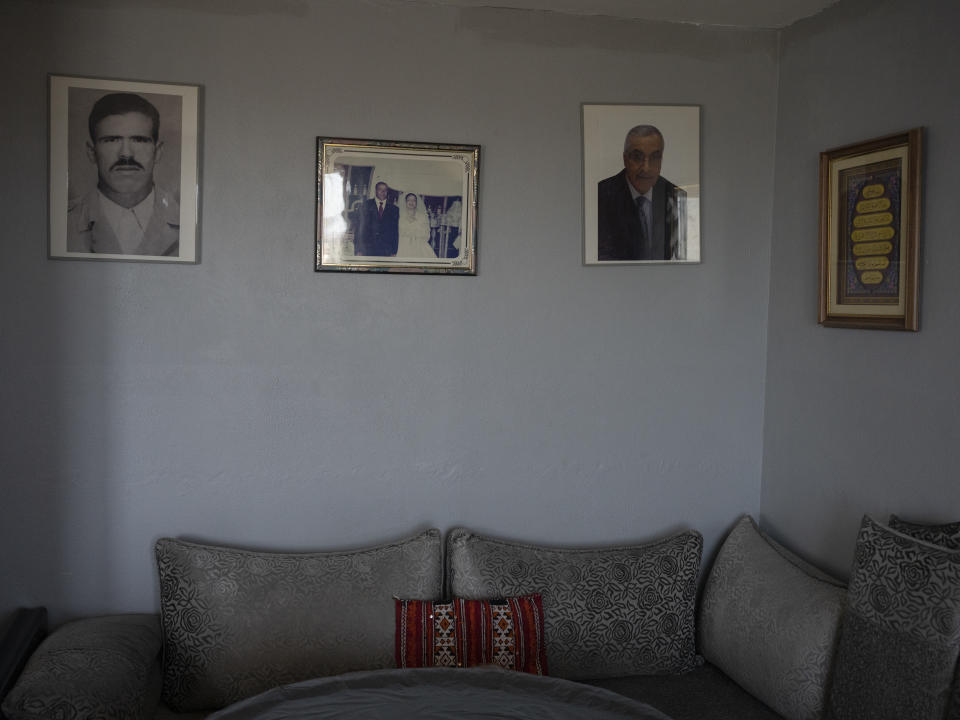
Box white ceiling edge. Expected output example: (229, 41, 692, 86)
(396, 0, 840, 29)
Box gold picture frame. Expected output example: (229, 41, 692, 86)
(818, 129, 923, 330)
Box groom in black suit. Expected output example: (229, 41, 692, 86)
(597, 125, 685, 261)
(355, 181, 399, 256)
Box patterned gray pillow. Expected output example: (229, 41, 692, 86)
(887, 514, 960, 720)
(889, 514, 960, 550)
(1, 614, 162, 720)
(446, 528, 703, 680)
(826, 515, 960, 720)
(698, 515, 846, 720)
(156, 529, 443, 712)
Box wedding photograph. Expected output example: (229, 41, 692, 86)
(316, 138, 479, 275)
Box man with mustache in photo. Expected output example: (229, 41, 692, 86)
(597, 124, 685, 261)
(67, 92, 180, 256)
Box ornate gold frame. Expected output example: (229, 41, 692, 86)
(818, 129, 922, 331)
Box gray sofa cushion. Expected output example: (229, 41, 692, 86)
(698, 515, 845, 720)
(156, 529, 443, 712)
(1, 614, 161, 720)
(446, 527, 703, 680)
(889, 514, 960, 550)
(886, 514, 960, 720)
(586, 663, 784, 720)
(825, 515, 960, 720)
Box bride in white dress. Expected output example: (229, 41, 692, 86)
(396, 193, 435, 258)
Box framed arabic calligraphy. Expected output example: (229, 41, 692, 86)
(818, 129, 922, 330)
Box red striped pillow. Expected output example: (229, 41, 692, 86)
(395, 595, 548, 675)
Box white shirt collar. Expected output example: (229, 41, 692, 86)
(98, 188, 156, 254)
(625, 177, 654, 204)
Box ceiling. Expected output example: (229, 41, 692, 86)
(408, 0, 840, 28)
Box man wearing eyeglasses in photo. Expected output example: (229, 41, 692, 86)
(67, 92, 180, 256)
(597, 124, 685, 261)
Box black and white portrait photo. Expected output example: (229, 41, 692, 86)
(48, 75, 200, 263)
(583, 104, 700, 265)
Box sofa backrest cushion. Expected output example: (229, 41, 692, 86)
(155, 529, 443, 712)
(825, 515, 960, 720)
(698, 515, 846, 720)
(889, 514, 960, 550)
(887, 514, 960, 720)
(446, 527, 703, 680)
(0, 614, 161, 720)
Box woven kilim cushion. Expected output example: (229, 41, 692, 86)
(396, 595, 548, 675)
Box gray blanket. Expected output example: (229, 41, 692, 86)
(207, 667, 673, 719)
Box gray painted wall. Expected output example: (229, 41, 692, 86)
(0, 0, 777, 621)
(761, 0, 960, 578)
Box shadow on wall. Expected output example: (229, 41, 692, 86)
(0, 4, 118, 626)
(1, 258, 116, 625)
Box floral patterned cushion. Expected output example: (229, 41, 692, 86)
(396, 595, 548, 674)
(446, 528, 702, 680)
(698, 515, 846, 720)
(825, 515, 960, 720)
(155, 529, 443, 712)
(887, 514, 960, 720)
(0, 614, 161, 720)
(889, 514, 960, 550)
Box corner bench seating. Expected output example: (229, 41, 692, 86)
(0, 514, 921, 720)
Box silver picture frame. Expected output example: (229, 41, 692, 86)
(316, 137, 480, 275)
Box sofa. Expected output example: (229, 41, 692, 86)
(1, 513, 958, 720)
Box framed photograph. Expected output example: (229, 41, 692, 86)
(582, 104, 700, 265)
(818, 129, 922, 331)
(48, 74, 201, 263)
(316, 138, 479, 274)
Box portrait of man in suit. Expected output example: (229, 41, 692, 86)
(355, 181, 400, 257)
(597, 124, 686, 262)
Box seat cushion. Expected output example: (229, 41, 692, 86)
(152, 705, 207, 720)
(156, 529, 442, 712)
(585, 663, 783, 720)
(446, 527, 703, 679)
(698, 515, 845, 720)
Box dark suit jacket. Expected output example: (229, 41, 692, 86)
(597, 170, 685, 261)
(355, 198, 399, 256)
